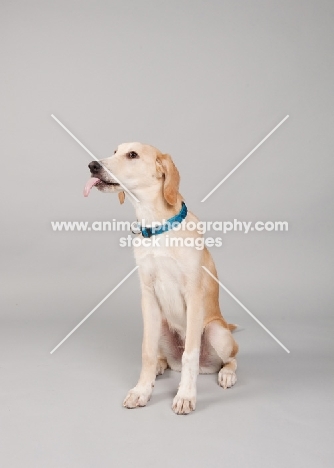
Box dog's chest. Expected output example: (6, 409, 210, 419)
(139, 253, 187, 334)
(154, 269, 186, 333)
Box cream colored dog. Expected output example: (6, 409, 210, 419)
(84, 143, 238, 415)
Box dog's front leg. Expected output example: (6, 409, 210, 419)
(172, 293, 203, 415)
(123, 287, 161, 409)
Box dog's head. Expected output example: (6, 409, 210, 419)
(84, 143, 180, 205)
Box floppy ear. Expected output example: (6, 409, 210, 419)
(118, 191, 125, 204)
(156, 154, 180, 205)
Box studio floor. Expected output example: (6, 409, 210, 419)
(1, 312, 333, 468)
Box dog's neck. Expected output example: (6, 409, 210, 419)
(128, 185, 182, 225)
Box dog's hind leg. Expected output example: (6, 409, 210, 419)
(205, 320, 238, 389)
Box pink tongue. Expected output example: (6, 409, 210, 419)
(83, 177, 100, 197)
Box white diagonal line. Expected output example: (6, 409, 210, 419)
(51, 114, 140, 203)
(202, 266, 290, 353)
(50, 266, 139, 354)
(201, 115, 289, 202)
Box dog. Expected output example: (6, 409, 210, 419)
(84, 143, 238, 414)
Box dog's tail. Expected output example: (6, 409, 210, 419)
(228, 323, 238, 332)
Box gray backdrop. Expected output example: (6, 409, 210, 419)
(1, 1, 333, 467)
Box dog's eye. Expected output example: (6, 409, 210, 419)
(127, 151, 139, 159)
(114, 150, 117, 154)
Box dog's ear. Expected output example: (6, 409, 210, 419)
(118, 191, 125, 204)
(156, 154, 180, 206)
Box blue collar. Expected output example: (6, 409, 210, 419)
(140, 202, 188, 238)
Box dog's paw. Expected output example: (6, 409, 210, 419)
(156, 358, 168, 376)
(218, 367, 237, 389)
(172, 393, 196, 415)
(123, 386, 152, 409)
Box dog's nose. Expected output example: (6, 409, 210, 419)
(88, 161, 102, 174)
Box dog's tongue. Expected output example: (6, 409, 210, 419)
(83, 177, 100, 197)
